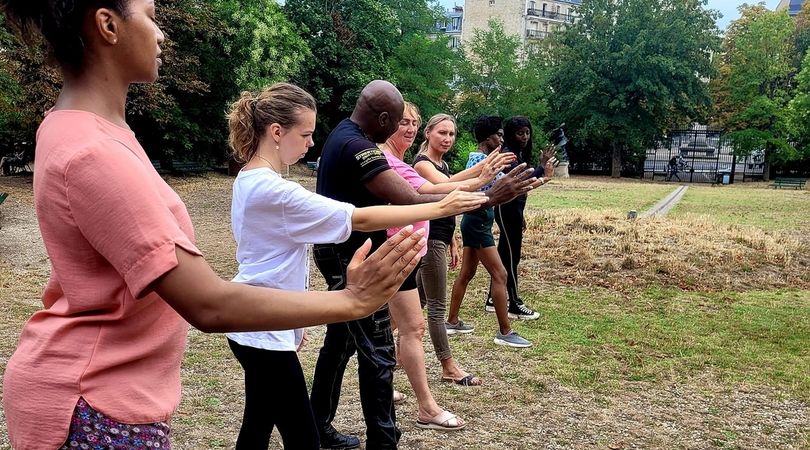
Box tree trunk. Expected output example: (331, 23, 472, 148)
(762, 143, 771, 182)
(611, 142, 621, 178)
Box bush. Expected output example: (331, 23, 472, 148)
(448, 131, 478, 174)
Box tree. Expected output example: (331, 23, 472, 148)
(455, 19, 549, 135)
(389, 33, 458, 120)
(284, 0, 402, 156)
(0, 16, 65, 155)
(221, 0, 310, 91)
(787, 50, 810, 160)
(793, 1, 810, 68)
(129, 0, 310, 163)
(712, 5, 796, 180)
(548, 0, 720, 177)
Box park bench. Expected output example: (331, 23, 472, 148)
(306, 158, 320, 176)
(171, 161, 209, 175)
(769, 178, 807, 190)
(150, 160, 208, 175)
(150, 159, 169, 175)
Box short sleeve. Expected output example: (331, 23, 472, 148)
(466, 152, 486, 170)
(281, 183, 356, 245)
(64, 140, 201, 298)
(346, 140, 390, 183)
(385, 152, 427, 191)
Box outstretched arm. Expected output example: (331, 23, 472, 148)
(351, 189, 485, 231)
(154, 227, 426, 332)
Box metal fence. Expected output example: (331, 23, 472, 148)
(642, 127, 765, 183)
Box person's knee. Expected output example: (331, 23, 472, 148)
(399, 316, 426, 340)
(491, 266, 507, 285)
(458, 267, 476, 284)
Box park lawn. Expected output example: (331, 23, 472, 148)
(2, 173, 807, 449)
(670, 183, 810, 232)
(527, 176, 675, 212)
(445, 283, 810, 399)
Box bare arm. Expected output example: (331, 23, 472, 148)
(365, 169, 445, 205)
(351, 189, 486, 232)
(414, 151, 516, 190)
(414, 160, 452, 184)
(154, 227, 426, 332)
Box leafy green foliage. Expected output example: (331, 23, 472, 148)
(222, 0, 310, 91)
(389, 33, 458, 121)
(454, 19, 549, 133)
(712, 5, 796, 177)
(548, 0, 720, 177)
(787, 50, 810, 160)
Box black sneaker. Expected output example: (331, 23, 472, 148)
(508, 301, 540, 320)
(484, 296, 496, 313)
(320, 426, 361, 449)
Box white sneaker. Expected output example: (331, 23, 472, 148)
(445, 320, 475, 335)
(494, 330, 532, 348)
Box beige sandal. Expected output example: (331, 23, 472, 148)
(415, 410, 465, 431)
(393, 390, 407, 405)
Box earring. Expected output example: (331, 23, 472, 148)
(275, 145, 280, 151)
(112, 39, 117, 44)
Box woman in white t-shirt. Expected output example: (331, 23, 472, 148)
(225, 83, 485, 449)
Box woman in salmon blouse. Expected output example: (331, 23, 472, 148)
(0, 1, 426, 448)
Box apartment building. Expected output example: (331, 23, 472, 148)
(776, 0, 805, 16)
(460, 0, 580, 46)
(435, 5, 464, 49)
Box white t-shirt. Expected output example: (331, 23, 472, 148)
(226, 168, 355, 351)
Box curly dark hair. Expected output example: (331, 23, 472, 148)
(473, 115, 502, 143)
(503, 116, 533, 165)
(1, 0, 131, 69)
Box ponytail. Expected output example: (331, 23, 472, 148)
(228, 92, 259, 163)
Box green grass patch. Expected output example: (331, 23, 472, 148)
(670, 184, 810, 232)
(451, 285, 810, 398)
(527, 176, 675, 212)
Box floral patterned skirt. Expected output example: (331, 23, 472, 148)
(60, 397, 171, 449)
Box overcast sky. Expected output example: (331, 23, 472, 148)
(438, 0, 783, 31)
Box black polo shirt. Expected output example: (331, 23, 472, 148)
(316, 118, 391, 254)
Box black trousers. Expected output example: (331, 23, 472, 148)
(310, 245, 400, 450)
(493, 195, 527, 304)
(228, 339, 320, 450)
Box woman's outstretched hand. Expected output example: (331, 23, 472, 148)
(438, 187, 487, 216)
(478, 148, 517, 183)
(345, 226, 427, 317)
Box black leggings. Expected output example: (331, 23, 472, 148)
(493, 196, 527, 303)
(228, 339, 320, 450)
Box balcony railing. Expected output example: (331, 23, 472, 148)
(526, 8, 576, 23)
(526, 29, 550, 39)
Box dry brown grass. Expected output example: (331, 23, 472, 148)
(520, 208, 810, 293)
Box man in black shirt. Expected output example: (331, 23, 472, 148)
(311, 80, 538, 450)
